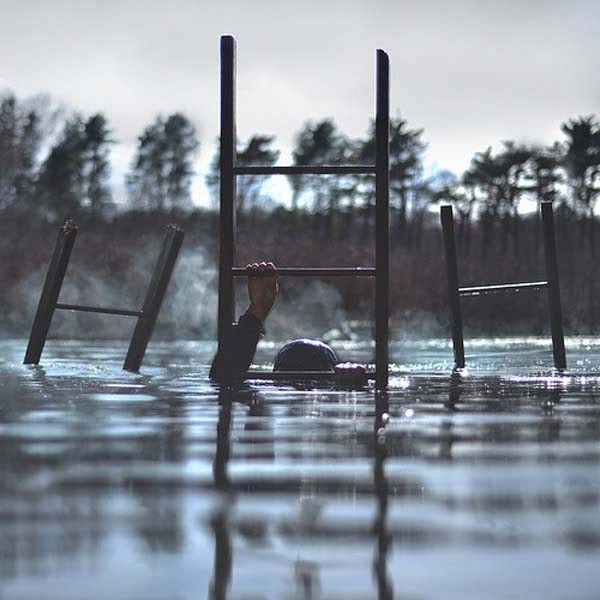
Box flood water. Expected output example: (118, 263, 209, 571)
(1, 337, 600, 599)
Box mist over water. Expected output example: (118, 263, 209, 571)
(6, 238, 370, 342)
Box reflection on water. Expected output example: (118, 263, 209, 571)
(1, 338, 600, 598)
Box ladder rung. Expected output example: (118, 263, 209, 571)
(55, 303, 142, 317)
(246, 370, 376, 381)
(233, 165, 376, 176)
(459, 281, 548, 296)
(232, 267, 376, 277)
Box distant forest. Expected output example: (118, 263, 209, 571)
(1, 91, 600, 340)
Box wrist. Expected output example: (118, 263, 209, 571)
(248, 304, 269, 323)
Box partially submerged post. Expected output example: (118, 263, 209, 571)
(440, 206, 465, 368)
(24, 221, 184, 371)
(375, 49, 390, 389)
(24, 220, 78, 364)
(217, 35, 391, 387)
(541, 202, 566, 369)
(440, 202, 566, 370)
(217, 35, 236, 357)
(123, 225, 185, 371)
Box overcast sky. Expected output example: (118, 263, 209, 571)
(1, 0, 599, 205)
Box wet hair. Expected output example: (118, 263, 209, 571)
(273, 339, 338, 372)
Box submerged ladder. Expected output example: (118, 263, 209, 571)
(440, 201, 566, 369)
(217, 35, 391, 388)
(24, 220, 184, 372)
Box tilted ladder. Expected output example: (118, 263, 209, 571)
(217, 35, 391, 388)
(24, 220, 184, 372)
(440, 201, 566, 369)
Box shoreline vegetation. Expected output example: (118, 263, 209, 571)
(2, 206, 600, 341)
(1, 92, 599, 340)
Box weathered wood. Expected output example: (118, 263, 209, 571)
(218, 34, 237, 354)
(541, 202, 567, 369)
(55, 303, 142, 317)
(375, 49, 390, 390)
(440, 206, 465, 368)
(24, 220, 77, 364)
(234, 165, 375, 176)
(459, 281, 548, 296)
(217, 38, 391, 386)
(232, 267, 376, 277)
(123, 225, 184, 372)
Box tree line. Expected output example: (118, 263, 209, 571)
(2, 90, 600, 336)
(1, 92, 598, 233)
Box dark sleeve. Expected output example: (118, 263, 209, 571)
(209, 311, 265, 384)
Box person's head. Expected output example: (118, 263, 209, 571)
(273, 338, 338, 372)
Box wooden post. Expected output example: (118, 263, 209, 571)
(123, 225, 184, 372)
(24, 220, 77, 364)
(541, 202, 567, 369)
(375, 49, 390, 389)
(440, 206, 465, 368)
(218, 34, 237, 353)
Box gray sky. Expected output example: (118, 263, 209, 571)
(1, 0, 599, 205)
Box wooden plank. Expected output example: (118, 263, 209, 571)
(123, 225, 184, 372)
(541, 202, 567, 369)
(234, 165, 376, 176)
(440, 206, 465, 368)
(232, 267, 376, 277)
(459, 281, 548, 296)
(24, 220, 77, 364)
(55, 303, 142, 317)
(375, 49, 390, 390)
(218, 34, 237, 356)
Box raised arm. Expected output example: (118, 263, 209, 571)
(210, 262, 278, 384)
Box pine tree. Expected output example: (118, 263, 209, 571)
(83, 114, 113, 212)
(354, 116, 427, 240)
(127, 113, 199, 211)
(37, 116, 86, 218)
(0, 95, 43, 209)
(206, 134, 279, 212)
(37, 113, 112, 218)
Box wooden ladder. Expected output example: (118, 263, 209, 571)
(24, 220, 184, 372)
(217, 35, 391, 387)
(440, 201, 566, 369)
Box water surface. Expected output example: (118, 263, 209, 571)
(1, 337, 600, 599)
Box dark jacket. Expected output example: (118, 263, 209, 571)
(209, 311, 264, 384)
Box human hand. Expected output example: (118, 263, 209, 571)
(334, 362, 368, 389)
(246, 262, 278, 322)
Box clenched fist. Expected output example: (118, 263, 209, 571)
(246, 261, 278, 322)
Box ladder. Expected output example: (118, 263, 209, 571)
(217, 35, 390, 388)
(440, 201, 566, 369)
(24, 220, 184, 372)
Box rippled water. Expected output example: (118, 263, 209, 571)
(1, 337, 600, 599)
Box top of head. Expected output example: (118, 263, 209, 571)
(273, 338, 338, 372)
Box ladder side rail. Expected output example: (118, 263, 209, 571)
(440, 206, 466, 368)
(123, 226, 184, 372)
(24, 221, 77, 364)
(375, 49, 390, 389)
(217, 34, 237, 352)
(541, 202, 567, 369)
